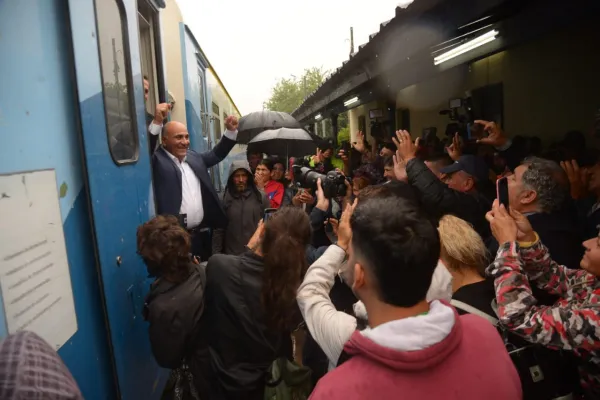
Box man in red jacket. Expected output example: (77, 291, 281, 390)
(310, 196, 521, 400)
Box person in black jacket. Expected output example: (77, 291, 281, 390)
(395, 130, 493, 242)
(137, 215, 207, 392)
(152, 117, 238, 261)
(196, 207, 311, 399)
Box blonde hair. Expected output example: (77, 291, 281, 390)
(438, 215, 489, 276)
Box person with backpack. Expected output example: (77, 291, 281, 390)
(486, 199, 600, 399)
(304, 193, 521, 400)
(138, 215, 207, 399)
(212, 160, 270, 256)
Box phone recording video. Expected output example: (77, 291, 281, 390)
(496, 177, 509, 209)
(263, 208, 277, 222)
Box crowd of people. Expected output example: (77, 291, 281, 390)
(3, 104, 600, 400)
(138, 117, 600, 399)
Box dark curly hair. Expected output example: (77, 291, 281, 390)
(261, 207, 311, 331)
(136, 215, 192, 283)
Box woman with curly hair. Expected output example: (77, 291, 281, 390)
(137, 215, 207, 397)
(196, 206, 312, 399)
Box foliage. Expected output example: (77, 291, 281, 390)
(337, 127, 350, 145)
(264, 67, 328, 114)
(338, 112, 349, 130)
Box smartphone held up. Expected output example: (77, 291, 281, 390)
(496, 177, 509, 209)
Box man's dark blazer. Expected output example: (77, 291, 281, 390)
(152, 136, 236, 230)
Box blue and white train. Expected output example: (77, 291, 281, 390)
(0, 0, 242, 398)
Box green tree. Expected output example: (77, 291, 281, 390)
(338, 112, 349, 129)
(337, 127, 350, 145)
(264, 67, 328, 113)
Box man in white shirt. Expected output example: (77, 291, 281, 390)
(152, 117, 239, 260)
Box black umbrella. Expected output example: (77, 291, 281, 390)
(237, 111, 302, 144)
(247, 128, 316, 159)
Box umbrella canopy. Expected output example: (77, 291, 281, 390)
(247, 128, 316, 158)
(237, 111, 302, 144)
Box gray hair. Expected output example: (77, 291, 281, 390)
(521, 157, 569, 213)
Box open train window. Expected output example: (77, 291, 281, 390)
(95, 0, 139, 165)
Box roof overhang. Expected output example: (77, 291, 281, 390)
(148, 0, 166, 9)
(293, 0, 600, 124)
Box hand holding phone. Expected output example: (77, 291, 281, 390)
(496, 177, 509, 209)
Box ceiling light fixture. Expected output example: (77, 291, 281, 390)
(434, 30, 498, 65)
(344, 97, 359, 107)
(315, 114, 323, 121)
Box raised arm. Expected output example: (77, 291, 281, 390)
(519, 236, 593, 297)
(296, 245, 357, 365)
(200, 116, 238, 168)
(487, 242, 600, 351)
(297, 188, 357, 366)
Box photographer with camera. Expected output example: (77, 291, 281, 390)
(292, 164, 351, 249)
(395, 130, 493, 243)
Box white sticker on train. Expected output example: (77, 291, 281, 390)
(0, 169, 78, 349)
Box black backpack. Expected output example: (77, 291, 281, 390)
(451, 299, 580, 400)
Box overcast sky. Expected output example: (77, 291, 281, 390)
(175, 0, 413, 114)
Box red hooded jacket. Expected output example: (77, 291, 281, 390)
(310, 309, 521, 400)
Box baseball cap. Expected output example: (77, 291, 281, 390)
(440, 155, 489, 182)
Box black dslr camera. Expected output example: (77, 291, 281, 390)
(292, 165, 347, 199)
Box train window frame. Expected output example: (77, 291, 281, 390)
(197, 69, 209, 139)
(94, 0, 140, 166)
(214, 117, 222, 140)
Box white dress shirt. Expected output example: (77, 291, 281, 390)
(164, 150, 204, 229)
(149, 121, 162, 137)
(162, 129, 238, 229)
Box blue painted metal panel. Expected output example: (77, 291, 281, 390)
(0, 1, 115, 398)
(66, 0, 166, 398)
(180, 24, 209, 153)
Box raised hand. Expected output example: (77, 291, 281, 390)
(154, 103, 170, 124)
(474, 120, 508, 148)
(247, 220, 265, 250)
(312, 148, 325, 164)
(509, 207, 536, 242)
(337, 200, 357, 251)
(351, 131, 366, 154)
(446, 133, 463, 161)
(392, 130, 419, 163)
(225, 115, 239, 131)
(315, 178, 330, 212)
(560, 159, 589, 200)
(485, 199, 518, 244)
(392, 150, 408, 182)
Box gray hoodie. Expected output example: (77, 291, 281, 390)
(212, 160, 270, 256)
